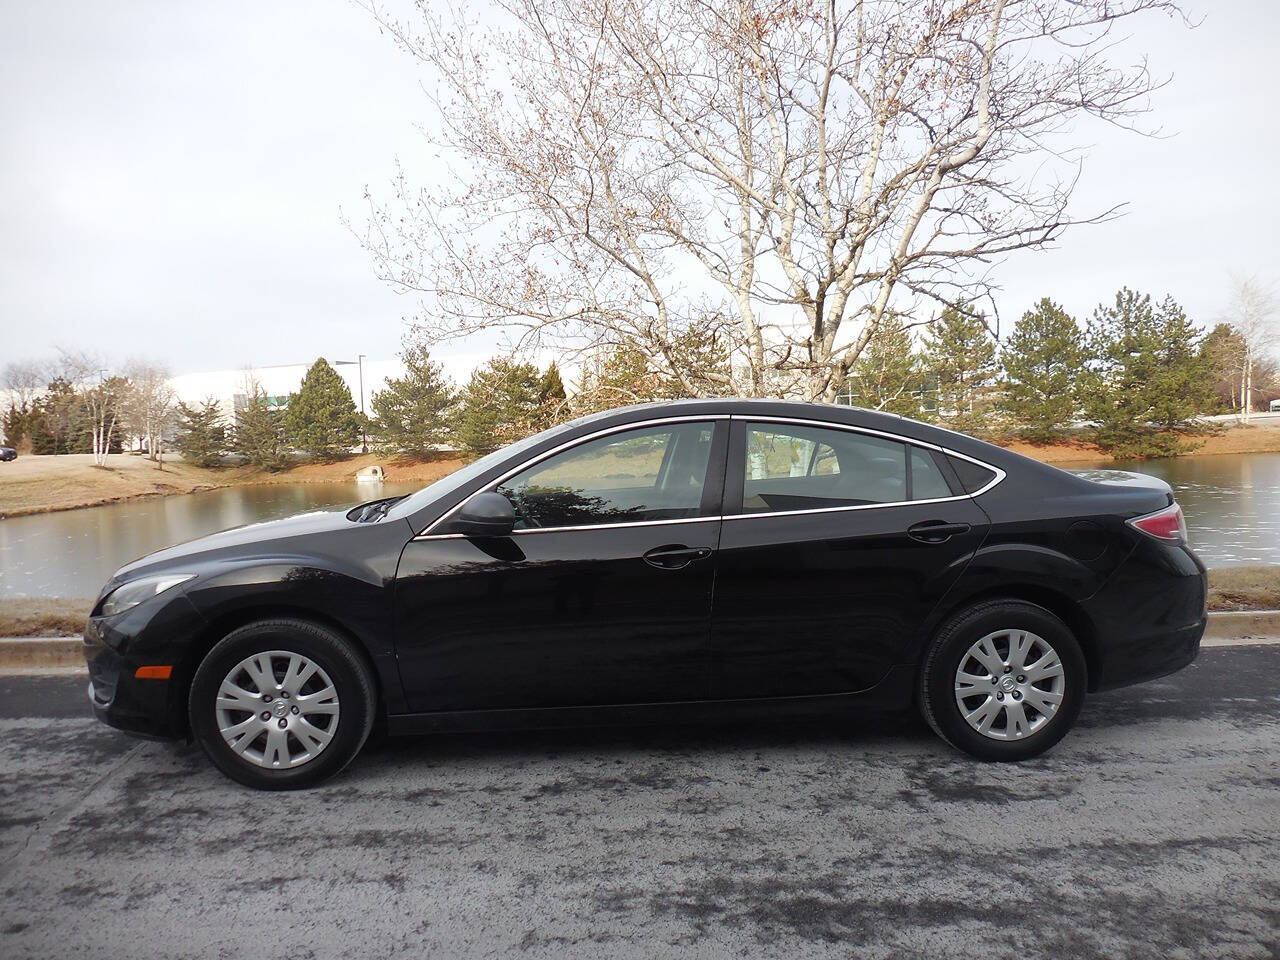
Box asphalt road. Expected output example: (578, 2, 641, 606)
(2, 648, 1278, 960)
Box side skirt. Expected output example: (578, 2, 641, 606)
(385, 664, 916, 736)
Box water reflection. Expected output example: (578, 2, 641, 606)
(0, 482, 421, 598)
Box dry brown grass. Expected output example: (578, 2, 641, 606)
(1207, 565, 1280, 612)
(0, 597, 94, 638)
(0, 452, 468, 518)
(1, 567, 1275, 637)
(1003, 422, 1280, 465)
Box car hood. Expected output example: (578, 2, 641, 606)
(114, 508, 358, 579)
(1068, 469, 1173, 496)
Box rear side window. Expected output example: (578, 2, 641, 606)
(740, 423, 954, 513)
(911, 448, 953, 500)
(945, 455, 998, 494)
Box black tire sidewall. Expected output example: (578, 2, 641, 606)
(189, 619, 375, 790)
(922, 601, 1086, 761)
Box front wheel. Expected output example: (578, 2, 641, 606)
(919, 600, 1086, 761)
(189, 619, 377, 789)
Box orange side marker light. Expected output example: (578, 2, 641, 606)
(134, 665, 173, 680)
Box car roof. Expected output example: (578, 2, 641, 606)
(588, 397, 988, 453)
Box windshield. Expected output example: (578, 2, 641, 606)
(384, 419, 584, 525)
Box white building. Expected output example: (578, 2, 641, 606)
(168, 357, 405, 425)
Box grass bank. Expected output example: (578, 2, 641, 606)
(4, 566, 1276, 637)
(0, 452, 465, 519)
(1001, 420, 1280, 465)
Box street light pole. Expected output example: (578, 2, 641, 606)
(358, 354, 367, 453)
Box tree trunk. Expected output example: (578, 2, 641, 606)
(1243, 344, 1253, 422)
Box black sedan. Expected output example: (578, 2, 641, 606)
(0, 446, 17, 461)
(84, 400, 1207, 788)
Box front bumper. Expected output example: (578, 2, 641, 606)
(84, 621, 183, 739)
(83, 592, 207, 740)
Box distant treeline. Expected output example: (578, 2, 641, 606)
(3, 287, 1276, 466)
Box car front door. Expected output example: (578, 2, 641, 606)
(710, 418, 990, 700)
(394, 419, 727, 713)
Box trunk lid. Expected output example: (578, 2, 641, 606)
(1069, 469, 1173, 498)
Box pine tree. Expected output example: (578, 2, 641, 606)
(283, 358, 362, 461)
(922, 306, 997, 432)
(999, 298, 1088, 441)
(574, 344, 663, 415)
(845, 316, 920, 416)
(28, 378, 80, 455)
(3, 403, 32, 452)
(234, 384, 288, 470)
(174, 398, 227, 467)
(369, 341, 454, 458)
(1147, 295, 1215, 428)
(1081, 288, 1211, 458)
(536, 362, 569, 427)
(452, 358, 546, 455)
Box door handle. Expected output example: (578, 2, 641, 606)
(907, 521, 972, 543)
(642, 545, 712, 570)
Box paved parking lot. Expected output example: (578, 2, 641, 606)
(2, 646, 1278, 960)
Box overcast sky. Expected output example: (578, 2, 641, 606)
(2, 1, 1277, 381)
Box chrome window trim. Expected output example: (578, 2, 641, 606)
(721, 493, 966, 522)
(415, 415, 727, 538)
(411, 411, 1006, 540)
(514, 515, 721, 536)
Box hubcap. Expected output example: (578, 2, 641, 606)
(953, 629, 1065, 741)
(215, 651, 340, 769)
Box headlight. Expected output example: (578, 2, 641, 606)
(98, 574, 195, 617)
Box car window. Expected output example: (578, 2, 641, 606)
(497, 422, 716, 529)
(741, 423, 953, 513)
(911, 448, 953, 500)
(945, 454, 998, 493)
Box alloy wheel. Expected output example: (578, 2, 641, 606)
(215, 650, 341, 768)
(953, 629, 1066, 741)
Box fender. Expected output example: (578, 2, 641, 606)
(180, 552, 407, 714)
(912, 542, 1119, 666)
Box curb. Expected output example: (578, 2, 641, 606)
(3, 610, 1280, 673)
(1202, 610, 1280, 641)
(0, 637, 83, 670)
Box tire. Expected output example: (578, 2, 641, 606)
(918, 600, 1086, 762)
(189, 619, 377, 789)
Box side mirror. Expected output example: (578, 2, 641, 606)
(449, 491, 516, 538)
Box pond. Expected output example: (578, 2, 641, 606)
(1, 452, 1277, 598)
(0, 482, 421, 599)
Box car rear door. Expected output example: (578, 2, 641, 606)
(393, 419, 728, 713)
(710, 418, 990, 700)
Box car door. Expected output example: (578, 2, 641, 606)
(710, 418, 990, 700)
(394, 419, 727, 713)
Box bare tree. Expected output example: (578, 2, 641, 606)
(123, 361, 176, 462)
(56, 349, 127, 467)
(1223, 277, 1278, 421)
(359, 0, 1182, 401)
(2, 360, 48, 409)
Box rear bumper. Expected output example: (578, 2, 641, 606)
(1083, 540, 1207, 692)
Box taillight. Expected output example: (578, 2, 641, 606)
(1128, 503, 1188, 543)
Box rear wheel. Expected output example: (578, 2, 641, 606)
(919, 600, 1086, 761)
(189, 619, 376, 789)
